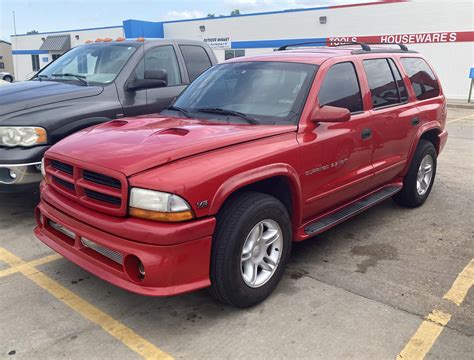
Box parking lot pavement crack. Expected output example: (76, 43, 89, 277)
(287, 266, 474, 337)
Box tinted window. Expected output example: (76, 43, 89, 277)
(225, 49, 245, 60)
(363, 59, 400, 108)
(388, 59, 408, 102)
(318, 62, 362, 113)
(174, 61, 317, 125)
(180, 45, 212, 82)
(401, 57, 440, 100)
(143, 46, 181, 86)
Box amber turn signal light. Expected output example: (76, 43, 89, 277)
(129, 207, 194, 222)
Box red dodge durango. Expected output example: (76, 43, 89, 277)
(35, 43, 448, 307)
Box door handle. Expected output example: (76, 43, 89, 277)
(361, 128, 372, 140)
(411, 117, 420, 126)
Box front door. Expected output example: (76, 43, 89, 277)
(299, 61, 374, 221)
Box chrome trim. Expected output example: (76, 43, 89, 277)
(0, 161, 41, 168)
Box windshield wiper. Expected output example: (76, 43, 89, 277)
(166, 105, 191, 118)
(196, 107, 259, 125)
(51, 73, 88, 85)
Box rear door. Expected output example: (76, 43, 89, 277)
(299, 60, 374, 219)
(361, 57, 419, 187)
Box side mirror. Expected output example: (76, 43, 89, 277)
(127, 69, 168, 90)
(311, 105, 351, 123)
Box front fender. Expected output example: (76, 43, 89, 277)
(209, 163, 303, 225)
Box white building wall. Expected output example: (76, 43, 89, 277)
(11, 26, 124, 81)
(163, 1, 474, 99)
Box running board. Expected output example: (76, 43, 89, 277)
(304, 185, 402, 235)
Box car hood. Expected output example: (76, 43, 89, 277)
(48, 115, 297, 176)
(0, 80, 103, 116)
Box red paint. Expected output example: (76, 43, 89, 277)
(35, 48, 447, 296)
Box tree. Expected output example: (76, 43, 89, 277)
(207, 13, 215, 18)
(27, 30, 39, 34)
(230, 9, 241, 16)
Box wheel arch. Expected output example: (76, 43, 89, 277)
(402, 125, 441, 176)
(209, 164, 302, 227)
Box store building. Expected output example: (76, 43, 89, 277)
(10, 0, 474, 99)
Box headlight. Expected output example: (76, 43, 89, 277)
(129, 188, 194, 222)
(0, 126, 47, 147)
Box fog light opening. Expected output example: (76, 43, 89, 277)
(124, 255, 146, 282)
(9, 169, 17, 180)
(138, 261, 145, 279)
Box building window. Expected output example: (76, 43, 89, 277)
(225, 49, 245, 60)
(31, 55, 40, 72)
(0, 62, 4, 69)
(52, 54, 62, 61)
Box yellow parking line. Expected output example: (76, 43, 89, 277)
(396, 310, 451, 360)
(396, 258, 473, 360)
(0, 253, 62, 278)
(446, 114, 474, 124)
(443, 259, 474, 306)
(0, 248, 173, 360)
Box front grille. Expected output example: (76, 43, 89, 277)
(83, 170, 122, 189)
(46, 157, 126, 215)
(51, 160, 73, 175)
(81, 238, 123, 264)
(53, 176, 75, 191)
(84, 189, 121, 206)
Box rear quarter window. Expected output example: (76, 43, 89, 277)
(400, 57, 440, 100)
(179, 45, 213, 82)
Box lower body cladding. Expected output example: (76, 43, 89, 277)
(34, 199, 215, 296)
(0, 162, 42, 192)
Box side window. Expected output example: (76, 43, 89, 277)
(400, 57, 440, 100)
(363, 59, 401, 108)
(179, 45, 212, 82)
(388, 59, 408, 103)
(136, 45, 181, 86)
(318, 62, 363, 113)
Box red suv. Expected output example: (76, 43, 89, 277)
(35, 43, 448, 307)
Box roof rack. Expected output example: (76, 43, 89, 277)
(278, 41, 371, 51)
(277, 41, 410, 52)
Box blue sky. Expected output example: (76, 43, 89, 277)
(0, 0, 374, 42)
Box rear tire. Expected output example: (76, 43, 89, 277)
(3, 75, 13, 83)
(393, 139, 437, 207)
(209, 191, 292, 308)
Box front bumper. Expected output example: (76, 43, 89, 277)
(0, 162, 42, 187)
(34, 197, 215, 296)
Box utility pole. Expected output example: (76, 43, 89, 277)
(12, 11, 18, 79)
(12, 11, 17, 35)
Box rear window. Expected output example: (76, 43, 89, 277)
(400, 57, 440, 100)
(388, 59, 408, 103)
(179, 45, 213, 82)
(363, 59, 400, 108)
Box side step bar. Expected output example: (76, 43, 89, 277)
(304, 185, 402, 235)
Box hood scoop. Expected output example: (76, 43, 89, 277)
(153, 128, 190, 137)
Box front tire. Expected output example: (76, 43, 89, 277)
(3, 75, 13, 83)
(393, 139, 437, 207)
(209, 191, 292, 308)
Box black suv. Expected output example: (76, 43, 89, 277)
(0, 39, 217, 192)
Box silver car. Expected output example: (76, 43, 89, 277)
(0, 72, 14, 82)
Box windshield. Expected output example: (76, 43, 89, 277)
(172, 61, 317, 125)
(36, 43, 139, 84)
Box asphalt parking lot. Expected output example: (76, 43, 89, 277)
(1, 107, 473, 360)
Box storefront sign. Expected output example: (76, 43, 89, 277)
(328, 31, 474, 46)
(203, 37, 231, 49)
